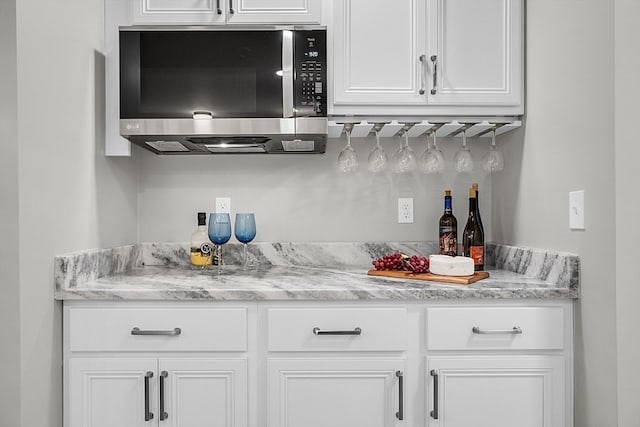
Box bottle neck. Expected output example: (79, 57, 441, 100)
(198, 225, 207, 231)
(444, 196, 452, 213)
(468, 197, 477, 218)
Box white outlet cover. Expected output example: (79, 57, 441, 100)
(215, 197, 231, 214)
(569, 190, 585, 230)
(398, 197, 414, 224)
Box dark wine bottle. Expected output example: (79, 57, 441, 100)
(438, 190, 458, 256)
(472, 183, 485, 236)
(463, 187, 485, 271)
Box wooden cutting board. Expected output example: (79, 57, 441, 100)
(367, 269, 489, 285)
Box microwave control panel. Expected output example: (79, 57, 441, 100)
(294, 30, 327, 117)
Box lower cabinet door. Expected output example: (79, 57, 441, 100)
(268, 358, 406, 427)
(158, 358, 248, 427)
(426, 356, 565, 427)
(69, 358, 158, 427)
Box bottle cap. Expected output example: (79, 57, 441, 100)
(469, 188, 476, 198)
(445, 190, 451, 196)
(472, 183, 479, 190)
(197, 212, 206, 226)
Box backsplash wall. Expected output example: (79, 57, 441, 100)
(137, 135, 496, 243)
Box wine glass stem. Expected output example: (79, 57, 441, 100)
(217, 245, 222, 275)
(243, 243, 248, 270)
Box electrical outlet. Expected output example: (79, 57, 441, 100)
(215, 197, 231, 214)
(398, 198, 414, 224)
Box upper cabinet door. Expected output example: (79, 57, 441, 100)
(132, 0, 321, 24)
(426, 0, 523, 108)
(132, 0, 227, 24)
(332, 0, 427, 106)
(226, 0, 321, 24)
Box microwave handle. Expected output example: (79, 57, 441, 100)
(282, 30, 294, 118)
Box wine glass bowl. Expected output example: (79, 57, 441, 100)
(482, 129, 505, 172)
(419, 129, 445, 174)
(367, 122, 389, 173)
(234, 213, 256, 269)
(454, 129, 474, 173)
(208, 213, 232, 274)
(392, 130, 417, 174)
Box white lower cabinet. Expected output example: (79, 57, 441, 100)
(268, 358, 406, 427)
(426, 356, 565, 427)
(64, 300, 572, 427)
(68, 357, 247, 427)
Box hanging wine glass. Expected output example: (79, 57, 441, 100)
(392, 129, 417, 173)
(367, 122, 389, 173)
(337, 122, 360, 173)
(419, 128, 445, 174)
(482, 128, 505, 172)
(454, 128, 474, 173)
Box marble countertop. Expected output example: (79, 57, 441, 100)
(54, 242, 579, 301)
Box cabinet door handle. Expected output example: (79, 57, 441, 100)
(229, 0, 234, 14)
(472, 326, 523, 335)
(131, 327, 181, 336)
(395, 370, 404, 420)
(312, 327, 362, 336)
(144, 371, 154, 422)
(430, 55, 438, 95)
(419, 54, 427, 95)
(159, 371, 168, 421)
(216, 0, 222, 14)
(430, 369, 438, 420)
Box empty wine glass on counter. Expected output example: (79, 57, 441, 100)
(454, 128, 474, 173)
(482, 128, 505, 172)
(367, 122, 389, 173)
(392, 127, 417, 173)
(337, 122, 360, 173)
(208, 213, 232, 274)
(234, 213, 256, 270)
(419, 129, 445, 174)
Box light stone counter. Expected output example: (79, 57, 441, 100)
(54, 242, 579, 301)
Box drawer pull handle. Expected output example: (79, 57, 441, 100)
(131, 327, 182, 336)
(312, 327, 362, 336)
(144, 371, 154, 422)
(160, 371, 168, 421)
(396, 370, 404, 420)
(430, 369, 439, 420)
(472, 326, 522, 335)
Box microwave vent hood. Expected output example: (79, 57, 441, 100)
(120, 118, 327, 155)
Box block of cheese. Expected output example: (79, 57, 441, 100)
(429, 255, 475, 276)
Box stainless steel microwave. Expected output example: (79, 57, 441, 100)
(118, 27, 327, 154)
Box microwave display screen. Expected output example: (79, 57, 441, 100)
(120, 31, 284, 119)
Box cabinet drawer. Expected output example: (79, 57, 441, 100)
(426, 306, 565, 351)
(69, 307, 247, 352)
(267, 308, 407, 351)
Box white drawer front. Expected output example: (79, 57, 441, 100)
(69, 308, 247, 352)
(267, 308, 407, 351)
(426, 306, 565, 351)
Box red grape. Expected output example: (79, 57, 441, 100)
(372, 252, 429, 273)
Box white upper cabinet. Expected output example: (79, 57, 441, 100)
(132, 0, 322, 25)
(332, 0, 426, 105)
(330, 0, 524, 116)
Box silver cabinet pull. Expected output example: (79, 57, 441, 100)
(312, 327, 362, 336)
(159, 371, 168, 421)
(419, 54, 427, 95)
(144, 371, 154, 422)
(395, 370, 404, 420)
(472, 326, 523, 335)
(430, 55, 438, 95)
(131, 327, 181, 336)
(430, 370, 438, 420)
(216, 0, 222, 14)
(229, 0, 234, 14)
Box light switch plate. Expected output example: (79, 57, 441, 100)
(569, 190, 585, 230)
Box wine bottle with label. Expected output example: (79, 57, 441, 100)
(438, 190, 458, 256)
(190, 212, 214, 267)
(462, 188, 484, 271)
(472, 183, 484, 235)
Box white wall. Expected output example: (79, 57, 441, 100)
(11, 0, 139, 425)
(614, 0, 640, 425)
(137, 136, 495, 243)
(0, 1, 22, 426)
(492, 1, 617, 426)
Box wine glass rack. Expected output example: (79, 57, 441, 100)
(328, 119, 522, 139)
